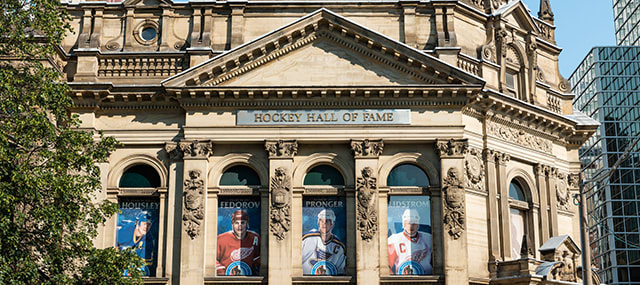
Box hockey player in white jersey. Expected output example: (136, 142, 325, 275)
(301, 209, 346, 275)
(388, 209, 433, 275)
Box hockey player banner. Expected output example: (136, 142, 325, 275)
(217, 196, 261, 276)
(302, 196, 347, 276)
(116, 198, 160, 277)
(387, 196, 433, 275)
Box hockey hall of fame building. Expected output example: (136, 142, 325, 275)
(57, 0, 601, 284)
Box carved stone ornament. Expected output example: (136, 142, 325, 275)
(558, 77, 571, 93)
(486, 121, 553, 153)
(556, 173, 571, 211)
(481, 42, 497, 63)
(483, 148, 497, 162)
(351, 139, 384, 158)
(269, 167, 291, 240)
(568, 174, 580, 189)
(164, 142, 182, 160)
(465, 148, 485, 192)
(183, 169, 205, 239)
(443, 168, 465, 239)
(496, 152, 510, 165)
(459, 0, 483, 10)
(536, 66, 546, 82)
(538, 0, 555, 23)
(356, 167, 378, 241)
(179, 140, 214, 158)
(265, 140, 298, 158)
(495, 27, 509, 58)
(436, 138, 468, 157)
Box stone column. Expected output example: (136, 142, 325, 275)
(163, 143, 185, 283)
(496, 152, 511, 260)
(350, 139, 384, 285)
(483, 149, 501, 263)
(265, 140, 298, 284)
(178, 140, 214, 284)
(547, 167, 559, 237)
(436, 139, 469, 284)
(534, 164, 550, 242)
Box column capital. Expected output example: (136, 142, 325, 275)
(496, 152, 510, 165)
(483, 148, 498, 162)
(436, 138, 468, 158)
(534, 163, 545, 176)
(351, 139, 384, 158)
(165, 140, 214, 160)
(568, 173, 580, 189)
(265, 139, 298, 158)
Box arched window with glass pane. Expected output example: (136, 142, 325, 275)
(303, 165, 345, 186)
(119, 164, 161, 188)
(509, 179, 530, 259)
(386, 163, 433, 276)
(220, 165, 261, 186)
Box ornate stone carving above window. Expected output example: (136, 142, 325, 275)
(436, 138, 468, 157)
(265, 140, 298, 158)
(270, 167, 291, 240)
(356, 167, 378, 241)
(465, 148, 485, 192)
(183, 169, 205, 239)
(486, 121, 553, 153)
(351, 139, 384, 158)
(179, 140, 214, 158)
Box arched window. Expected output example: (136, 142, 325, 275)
(303, 165, 345, 186)
(220, 165, 261, 186)
(387, 163, 430, 187)
(504, 46, 526, 101)
(119, 164, 161, 188)
(509, 179, 530, 259)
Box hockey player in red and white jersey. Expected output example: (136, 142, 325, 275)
(388, 209, 433, 275)
(302, 209, 346, 275)
(216, 210, 260, 276)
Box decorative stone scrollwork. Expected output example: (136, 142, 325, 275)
(356, 167, 378, 241)
(486, 121, 553, 153)
(556, 172, 571, 211)
(105, 39, 121, 51)
(481, 42, 497, 63)
(536, 66, 546, 82)
(179, 140, 214, 158)
(558, 78, 571, 93)
(270, 167, 291, 240)
(351, 139, 384, 158)
(174, 40, 186, 50)
(436, 138, 468, 157)
(183, 169, 205, 239)
(443, 168, 465, 239)
(265, 140, 298, 158)
(465, 148, 485, 192)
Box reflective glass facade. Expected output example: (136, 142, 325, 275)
(615, 0, 640, 46)
(571, 46, 640, 284)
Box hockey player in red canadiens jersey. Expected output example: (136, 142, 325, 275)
(388, 209, 433, 275)
(216, 210, 260, 276)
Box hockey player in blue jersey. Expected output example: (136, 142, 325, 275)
(301, 209, 346, 275)
(116, 212, 156, 276)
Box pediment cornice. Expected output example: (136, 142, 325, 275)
(162, 8, 484, 89)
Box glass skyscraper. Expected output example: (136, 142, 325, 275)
(615, 0, 640, 45)
(571, 47, 640, 283)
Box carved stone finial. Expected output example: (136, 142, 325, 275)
(538, 0, 555, 23)
(183, 169, 205, 239)
(179, 140, 214, 158)
(351, 139, 384, 158)
(465, 148, 485, 192)
(443, 167, 465, 239)
(436, 139, 468, 157)
(270, 167, 291, 240)
(356, 167, 378, 241)
(265, 140, 298, 158)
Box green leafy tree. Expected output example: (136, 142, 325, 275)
(0, 0, 143, 283)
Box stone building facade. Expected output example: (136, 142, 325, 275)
(58, 0, 599, 284)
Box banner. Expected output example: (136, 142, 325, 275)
(302, 196, 347, 275)
(387, 196, 433, 275)
(116, 198, 160, 277)
(217, 196, 261, 276)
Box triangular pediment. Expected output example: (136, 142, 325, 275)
(494, 1, 540, 33)
(123, 0, 171, 7)
(163, 9, 484, 88)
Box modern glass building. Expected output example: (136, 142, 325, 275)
(615, 0, 640, 45)
(571, 46, 640, 284)
(613, 0, 640, 46)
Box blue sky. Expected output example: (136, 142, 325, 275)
(522, 0, 616, 77)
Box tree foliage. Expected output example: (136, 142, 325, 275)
(0, 0, 143, 283)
